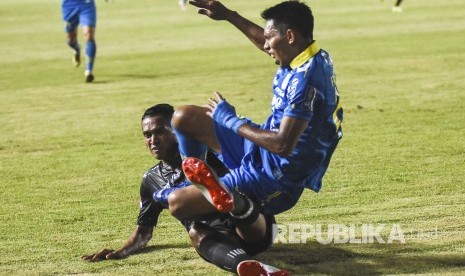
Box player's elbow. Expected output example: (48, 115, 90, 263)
(275, 145, 294, 156)
(273, 140, 295, 156)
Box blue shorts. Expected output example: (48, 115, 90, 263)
(62, 2, 96, 32)
(214, 121, 304, 215)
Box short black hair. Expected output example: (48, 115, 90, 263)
(261, 0, 314, 40)
(141, 104, 174, 122)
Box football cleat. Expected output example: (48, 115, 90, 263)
(237, 260, 290, 276)
(182, 157, 234, 213)
(85, 70, 94, 83)
(392, 6, 402, 12)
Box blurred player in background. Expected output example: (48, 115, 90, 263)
(392, 0, 404, 12)
(61, 0, 97, 83)
(382, 0, 404, 12)
(82, 104, 288, 276)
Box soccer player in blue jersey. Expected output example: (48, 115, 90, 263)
(61, 0, 97, 83)
(164, 0, 343, 239)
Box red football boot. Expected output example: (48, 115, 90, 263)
(182, 157, 234, 213)
(237, 260, 290, 276)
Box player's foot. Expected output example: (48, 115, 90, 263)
(72, 50, 81, 67)
(237, 260, 290, 276)
(182, 157, 234, 213)
(392, 6, 402, 12)
(178, 0, 187, 11)
(85, 70, 94, 83)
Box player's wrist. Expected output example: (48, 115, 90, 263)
(212, 100, 245, 133)
(228, 116, 246, 133)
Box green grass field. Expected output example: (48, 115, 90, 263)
(1, 0, 464, 275)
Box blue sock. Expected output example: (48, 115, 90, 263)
(67, 40, 80, 53)
(85, 39, 96, 71)
(174, 128, 207, 160)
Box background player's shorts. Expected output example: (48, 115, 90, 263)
(62, 2, 96, 32)
(214, 120, 304, 215)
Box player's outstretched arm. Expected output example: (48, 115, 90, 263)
(81, 225, 153, 262)
(189, 0, 266, 52)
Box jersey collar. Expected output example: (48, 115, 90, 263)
(289, 41, 320, 69)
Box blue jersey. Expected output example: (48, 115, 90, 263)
(215, 42, 342, 214)
(254, 42, 343, 192)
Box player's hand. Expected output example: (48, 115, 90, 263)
(189, 0, 232, 21)
(206, 92, 245, 133)
(81, 248, 124, 262)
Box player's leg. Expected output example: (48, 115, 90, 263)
(392, 0, 403, 12)
(172, 105, 220, 159)
(67, 29, 81, 67)
(189, 222, 250, 273)
(181, 157, 268, 241)
(167, 185, 219, 219)
(175, 108, 248, 213)
(62, 6, 81, 67)
(189, 219, 288, 275)
(82, 25, 96, 82)
(79, 3, 97, 82)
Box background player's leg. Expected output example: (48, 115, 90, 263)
(66, 29, 81, 67)
(392, 0, 403, 12)
(82, 26, 96, 82)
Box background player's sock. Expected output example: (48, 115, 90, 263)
(230, 192, 260, 226)
(174, 128, 207, 160)
(198, 233, 250, 273)
(85, 39, 96, 72)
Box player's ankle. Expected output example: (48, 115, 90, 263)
(230, 193, 259, 226)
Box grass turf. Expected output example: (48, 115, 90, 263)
(1, 0, 464, 275)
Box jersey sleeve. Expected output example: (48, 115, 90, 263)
(136, 166, 167, 227)
(283, 69, 319, 121)
(137, 178, 164, 227)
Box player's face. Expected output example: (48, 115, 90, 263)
(142, 116, 177, 161)
(263, 20, 293, 67)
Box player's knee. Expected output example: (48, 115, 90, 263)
(167, 191, 184, 218)
(82, 27, 95, 41)
(188, 225, 202, 247)
(172, 105, 190, 130)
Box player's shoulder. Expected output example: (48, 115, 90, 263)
(142, 161, 163, 180)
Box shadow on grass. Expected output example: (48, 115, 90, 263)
(258, 242, 465, 276)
